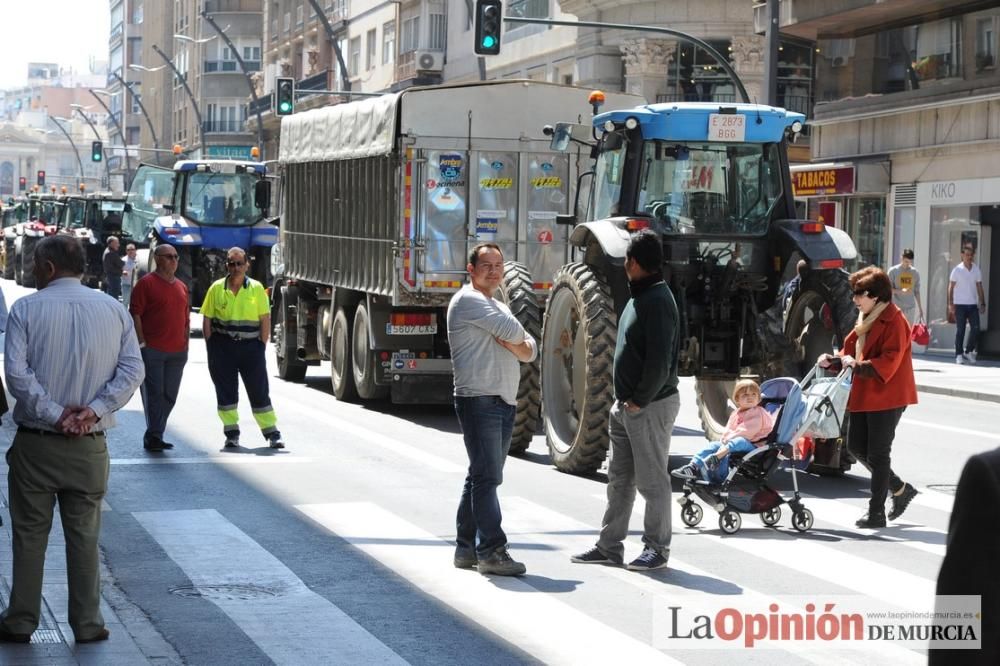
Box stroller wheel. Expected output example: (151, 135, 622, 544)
(681, 502, 703, 527)
(792, 508, 814, 532)
(719, 509, 742, 535)
(760, 506, 782, 527)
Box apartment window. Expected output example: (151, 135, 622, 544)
(130, 90, 142, 114)
(296, 4, 304, 26)
(132, 2, 143, 24)
(383, 22, 395, 64)
(508, 0, 548, 20)
(429, 13, 446, 50)
(366, 29, 377, 70)
(349, 36, 361, 76)
(401, 16, 420, 53)
(243, 46, 262, 64)
(284, 12, 291, 33)
(977, 17, 997, 72)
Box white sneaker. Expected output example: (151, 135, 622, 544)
(967, 351, 978, 364)
(956, 355, 965, 365)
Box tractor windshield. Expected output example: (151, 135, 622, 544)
(64, 199, 88, 228)
(184, 171, 259, 226)
(638, 142, 782, 236)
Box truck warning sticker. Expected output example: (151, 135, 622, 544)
(537, 229, 554, 244)
(530, 176, 563, 189)
(439, 154, 463, 181)
(480, 177, 513, 190)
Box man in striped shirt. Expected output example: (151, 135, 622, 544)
(0, 235, 144, 644)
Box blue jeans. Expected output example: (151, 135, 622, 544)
(455, 395, 515, 558)
(954, 305, 981, 356)
(694, 436, 756, 483)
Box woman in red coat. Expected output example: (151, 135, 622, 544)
(820, 266, 919, 528)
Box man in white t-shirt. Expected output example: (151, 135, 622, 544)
(948, 245, 987, 364)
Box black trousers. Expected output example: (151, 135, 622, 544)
(848, 407, 906, 517)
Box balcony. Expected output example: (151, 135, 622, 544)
(655, 92, 738, 104)
(395, 51, 416, 82)
(297, 69, 331, 98)
(204, 60, 262, 73)
(203, 120, 247, 133)
(248, 93, 273, 117)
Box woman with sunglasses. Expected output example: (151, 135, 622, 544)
(819, 266, 919, 528)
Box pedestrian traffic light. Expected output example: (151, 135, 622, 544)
(275, 77, 295, 116)
(36, 170, 46, 187)
(474, 0, 502, 56)
(91, 140, 103, 162)
(18, 176, 26, 190)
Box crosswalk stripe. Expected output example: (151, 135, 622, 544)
(133, 509, 406, 665)
(902, 418, 1000, 441)
(593, 494, 938, 611)
(280, 399, 466, 474)
(503, 496, 923, 664)
(799, 495, 946, 557)
(296, 501, 682, 665)
(907, 486, 955, 514)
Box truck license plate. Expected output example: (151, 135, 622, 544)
(386, 324, 437, 335)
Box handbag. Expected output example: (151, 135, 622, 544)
(911, 320, 930, 346)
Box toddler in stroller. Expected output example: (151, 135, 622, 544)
(674, 364, 852, 534)
(672, 379, 774, 484)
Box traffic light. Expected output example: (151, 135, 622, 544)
(474, 0, 502, 56)
(36, 170, 46, 187)
(91, 140, 103, 162)
(18, 176, 26, 190)
(275, 77, 295, 115)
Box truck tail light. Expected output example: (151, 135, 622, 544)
(800, 222, 825, 234)
(162, 227, 181, 236)
(817, 259, 844, 269)
(389, 313, 434, 327)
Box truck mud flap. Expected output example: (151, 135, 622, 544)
(389, 374, 454, 405)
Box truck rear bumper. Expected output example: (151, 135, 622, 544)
(390, 373, 454, 404)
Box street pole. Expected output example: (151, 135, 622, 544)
(200, 11, 265, 159)
(763, 0, 780, 105)
(47, 117, 87, 189)
(304, 0, 351, 92)
(152, 43, 207, 156)
(72, 106, 112, 189)
(110, 70, 161, 156)
(89, 89, 133, 186)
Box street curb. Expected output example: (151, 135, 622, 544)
(917, 383, 1000, 404)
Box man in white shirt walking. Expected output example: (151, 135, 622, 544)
(447, 243, 537, 576)
(948, 245, 987, 364)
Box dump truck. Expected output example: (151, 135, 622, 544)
(272, 81, 643, 450)
(538, 100, 858, 474)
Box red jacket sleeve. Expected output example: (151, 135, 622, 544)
(866, 314, 909, 384)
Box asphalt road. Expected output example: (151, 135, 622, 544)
(0, 278, 992, 665)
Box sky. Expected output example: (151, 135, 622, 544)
(0, 0, 110, 89)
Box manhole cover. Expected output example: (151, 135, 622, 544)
(926, 484, 958, 495)
(170, 584, 282, 601)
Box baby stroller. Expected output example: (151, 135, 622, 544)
(676, 363, 853, 534)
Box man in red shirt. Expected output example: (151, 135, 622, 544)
(129, 244, 190, 451)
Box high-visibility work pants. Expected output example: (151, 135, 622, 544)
(206, 335, 279, 439)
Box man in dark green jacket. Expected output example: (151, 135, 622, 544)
(572, 229, 680, 571)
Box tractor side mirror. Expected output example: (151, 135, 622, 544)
(254, 179, 272, 211)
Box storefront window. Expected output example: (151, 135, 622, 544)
(849, 198, 885, 270)
(892, 206, 916, 260)
(927, 206, 992, 347)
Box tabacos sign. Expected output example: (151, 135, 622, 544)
(792, 166, 855, 197)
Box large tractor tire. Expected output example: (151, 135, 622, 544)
(498, 261, 542, 455)
(272, 282, 308, 382)
(351, 302, 388, 401)
(695, 379, 736, 443)
(20, 236, 38, 288)
(13, 240, 22, 286)
(330, 306, 359, 402)
(540, 263, 617, 474)
(3, 240, 15, 280)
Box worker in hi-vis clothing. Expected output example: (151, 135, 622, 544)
(201, 246, 285, 450)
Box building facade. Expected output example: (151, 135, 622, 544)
(772, 0, 1000, 355)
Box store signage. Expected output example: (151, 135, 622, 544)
(792, 166, 855, 196)
(206, 145, 254, 159)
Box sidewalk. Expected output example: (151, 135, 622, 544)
(912, 352, 1000, 403)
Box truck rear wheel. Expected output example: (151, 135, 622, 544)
(540, 263, 616, 474)
(331, 306, 358, 402)
(273, 283, 307, 382)
(499, 261, 541, 455)
(351, 302, 388, 401)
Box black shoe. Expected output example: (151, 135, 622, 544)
(159, 440, 175, 449)
(888, 484, 919, 521)
(671, 464, 698, 480)
(570, 547, 623, 565)
(627, 547, 669, 571)
(143, 438, 164, 452)
(477, 547, 526, 576)
(0, 626, 32, 643)
(75, 627, 110, 643)
(224, 436, 240, 449)
(855, 512, 886, 528)
(454, 549, 478, 569)
(268, 433, 285, 449)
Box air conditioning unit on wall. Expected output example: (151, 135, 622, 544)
(415, 51, 444, 72)
(831, 56, 848, 67)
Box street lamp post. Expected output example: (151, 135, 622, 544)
(70, 104, 111, 189)
(110, 70, 161, 156)
(150, 44, 207, 155)
(89, 89, 133, 185)
(47, 117, 86, 189)
(197, 12, 265, 160)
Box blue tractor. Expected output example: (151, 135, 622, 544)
(124, 159, 277, 307)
